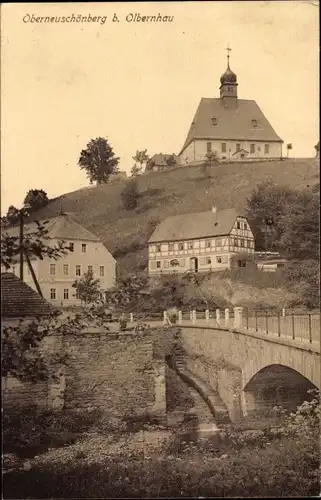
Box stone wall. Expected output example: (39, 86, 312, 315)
(3, 329, 165, 422)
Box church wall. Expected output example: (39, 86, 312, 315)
(180, 140, 283, 164)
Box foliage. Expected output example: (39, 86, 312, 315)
(166, 154, 177, 167)
(24, 189, 49, 211)
(72, 271, 102, 307)
(78, 137, 119, 185)
(1, 219, 71, 270)
(120, 179, 140, 210)
(130, 163, 142, 177)
(105, 272, 149, 310)
(132, 149, 150, 174)
(166, 307, 179, 323)
(283, 259, 320, 309)
(205, 150, 220, 166)
(2, 205, 20, 227)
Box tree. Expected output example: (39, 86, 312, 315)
(130, 163, 142, 177)
(166, 154, 177, 167)
(201, 151, 219, 176)
(1, 220, 71, 270)
(286, 143, 293, 158)
(24, 189, 49, 211)
(78, 137, 120, 185)
(5, 206, 20, 227)
(105, 272, 149, 311)
(132, 149, 150, 174)
(121, 179, 140, 210)
(283, 259, 319, 309)
(72, 271, 102, 307)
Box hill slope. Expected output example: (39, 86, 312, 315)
(30, 158, 319, 272)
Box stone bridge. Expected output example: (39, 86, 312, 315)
(177, 322, 320, 421)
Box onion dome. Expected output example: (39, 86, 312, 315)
(220, 64, 237, 84)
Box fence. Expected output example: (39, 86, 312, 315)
(125, 308, 320, 346)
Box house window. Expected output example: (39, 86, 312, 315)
(250, 144, 255, 154)
(164, 261, 169, 268)
(50, 288, 56, 300)
(178, 242, 184, 251)
(238, 260, 247, 268)
(156, 261, 161, 269)
(88, 265, 93, 274)
(206, 257, 211, 265)
(216, 239, 222, 247)
(63, 264, 69, 275)
(244, 223, 248, 230)
(236, 221, 241, 229)
(240, 239, 245, 247)
(264, 144, 270, 154)
(187, 241, 194, 249)
(216, 256, 222, 263)
(82, 244, 87, 253)
(69, 243, 74, 252)
(228, 86, 233, 92)
(252, 119, 257, 128)
(207, 142, 212, 153)
(156, 244, 161, 252)
(99, 266, 104, 277)
(211, 117, 217, 126)
(234, 238, 238, 246)
(63, 289, 69, 300)
(76, 265, 81, 276)
(221, 143, 227, 153)
(205, 239, 211, 248)
(50, 264, 56, 276)
(236, 143, 241, 152)
(168, 243, 174, 251)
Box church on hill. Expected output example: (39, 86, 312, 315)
(179, 47, 284, 164)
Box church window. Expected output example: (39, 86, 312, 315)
(207, 142, 212, 153)
(250, 144, 255, 154)
(168, 243, 174, 251)
(211, 117, 217, 126)
(221, 143, 227, 153)
(264, 144, 270, 154)
(236, 143, 241, 152)
(251, 119, 258, 128)
(258, 146, 261, 152)
(228, 87, 233, 92)
(178, 242, 184, 251)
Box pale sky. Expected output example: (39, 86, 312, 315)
(1, 1, 319, 214)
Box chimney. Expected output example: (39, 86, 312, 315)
(212, 205, 217, 214)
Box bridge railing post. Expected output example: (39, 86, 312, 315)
(277, 312, 281, 337)
(178, 310, 182, 325)
(308, 314, 312, 343)
(233, 307, 243, 329)
(130, 313, 134, 323)
(189, 310, 193, 322)
(292, 313, 295, 340)
(216, 309, 221, 327)
(163, 311, 167, 326)
(192, 310, 196, 325)
(225, 308, 230, 327)
(205, 309, 210, 324)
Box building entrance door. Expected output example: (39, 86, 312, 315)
(190, 257, 198, 272)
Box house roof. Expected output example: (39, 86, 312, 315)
(179, 98, 283, 155)
(146, 154, 180, 169)
(2, 214, 101, 242)
(148, 208, 243, 243)
(1, 272, 57, 319)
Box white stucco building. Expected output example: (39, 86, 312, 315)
(179, 49, 284, 164)
(2, 213, 116, 306)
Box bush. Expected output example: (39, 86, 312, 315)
(121, 180, 140, 210)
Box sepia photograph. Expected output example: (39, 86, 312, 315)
(1, 1, 320, 498)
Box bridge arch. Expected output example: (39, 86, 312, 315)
(242, 364, 318, 416)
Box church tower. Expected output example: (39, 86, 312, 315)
(220, 45, 238, 108)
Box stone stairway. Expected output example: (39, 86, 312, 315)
(170, 344, 230, 424)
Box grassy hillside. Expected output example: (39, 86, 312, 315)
(30, 158, 319, 272)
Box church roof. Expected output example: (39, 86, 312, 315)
(1, 272, 57, 319)
(179, 98, 283, 154)
(2, 214, 101, 242)
(148, 208, 244, 243)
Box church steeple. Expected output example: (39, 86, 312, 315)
(220, 44, 238, 104)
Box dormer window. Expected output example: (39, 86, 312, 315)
(211, 117, 217, 126)
(251, 119, 258, 128)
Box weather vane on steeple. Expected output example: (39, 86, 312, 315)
(225, 43, 232, 66)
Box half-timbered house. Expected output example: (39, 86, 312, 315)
(148, 206, 255, 275)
